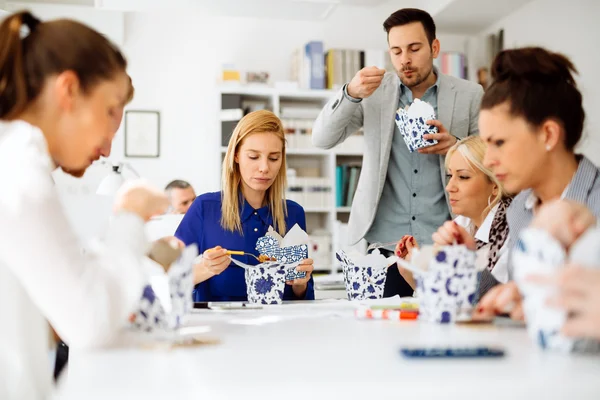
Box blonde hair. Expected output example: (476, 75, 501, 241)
(445, 136, 508, 218)
(221, 110, 288, 235)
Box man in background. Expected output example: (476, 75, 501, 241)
(165, 180, 196, 214)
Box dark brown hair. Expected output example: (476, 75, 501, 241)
(383, 8, 436, 45)
(481, 47, 584, 151)
(0, 11, 128, 120)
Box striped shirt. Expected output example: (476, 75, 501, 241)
(478, 156, 600, 296)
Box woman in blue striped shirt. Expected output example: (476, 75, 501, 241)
(175, 110, 315, 302)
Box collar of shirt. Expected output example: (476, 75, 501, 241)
(454, 203, 500, 244)
(522, 155, 598, 211)
(240, 199, 271, 225)
(399, 65, 441, 104)
(524, 184, 570, 211)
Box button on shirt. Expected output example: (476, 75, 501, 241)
(175, 192, 315, 302)
(366, 69, 450, 246)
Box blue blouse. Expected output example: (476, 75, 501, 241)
(174, 191, 315, 302)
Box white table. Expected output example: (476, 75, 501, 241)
(314, 288, 346, 300)
(55, 301, 600, 400)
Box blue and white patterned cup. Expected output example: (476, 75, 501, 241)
(514, 228, 600, 353)
(130, 285, 168, 332)
(395, 99, 438, 153)
(130, 244, 198, 332)
(416, 245, 479, 323)
(337, 250, 388, 301)
(245, 263, 287, 305)
(167, 244, 198, 328)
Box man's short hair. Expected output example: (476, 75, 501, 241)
(165, 179, 192, 192)
(383, 8, 436, 45)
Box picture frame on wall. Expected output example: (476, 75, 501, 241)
(124, 110, 160, 158)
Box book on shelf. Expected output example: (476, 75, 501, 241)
(282, 118, 313, 149)
(325, 48, 393, 90)
(292, 41, 325, 90)
(434, 52, 468, 79)
(336, 163, 361, 207)
(345, 166, 359, 206)
(307, 41, 325, 90)
(286, 176, 332, 209)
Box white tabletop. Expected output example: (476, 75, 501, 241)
(55, 300, 600, 400)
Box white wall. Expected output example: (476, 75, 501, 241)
(471, 0, 600, 164)
(4, 2, 125, 45)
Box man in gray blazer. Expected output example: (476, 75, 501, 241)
(312, 8, 484, 297)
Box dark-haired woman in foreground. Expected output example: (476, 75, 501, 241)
(435, 47, 600, 320)
(0, 12, 168, 400)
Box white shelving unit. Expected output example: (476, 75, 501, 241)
(218, 85, 364, 273)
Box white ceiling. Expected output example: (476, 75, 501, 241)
(4, 0, 406, 21)
(335, 0, 390, 5)
(3, 0, 534, 33)
(434, 0, 535, 33)
(5, 0, 94, 4)
(6, 0, 391, 6)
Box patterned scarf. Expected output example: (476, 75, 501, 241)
(475, 197, 512, 272)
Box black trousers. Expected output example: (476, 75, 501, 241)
(53, 341, 69, 380)
(369, 247, 414, 298)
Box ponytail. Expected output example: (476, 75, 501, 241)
(0, 10, 127, 121)
(0, 12, 41, 119)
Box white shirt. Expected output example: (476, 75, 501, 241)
(0, 121, 148, 400)
(454, 204, 510, 284)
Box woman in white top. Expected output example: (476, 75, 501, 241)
(0, 12, 168, 400)
(396, 136, 511, 289)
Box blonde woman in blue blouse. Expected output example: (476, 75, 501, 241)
(176, 110, 315, 301)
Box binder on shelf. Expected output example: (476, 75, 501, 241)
(434, 52, 467, 79)
(323, 48, 391, 90)
(305, 41, 325, 90)
(336, 163, 361, 207)
(335, 166, 344, 207)
(346, 166, 359, 206)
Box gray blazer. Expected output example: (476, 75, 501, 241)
(312, 72, 484, 245)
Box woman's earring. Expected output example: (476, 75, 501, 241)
(488, 194, 492, 207)
(546, 145, 551, 151)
